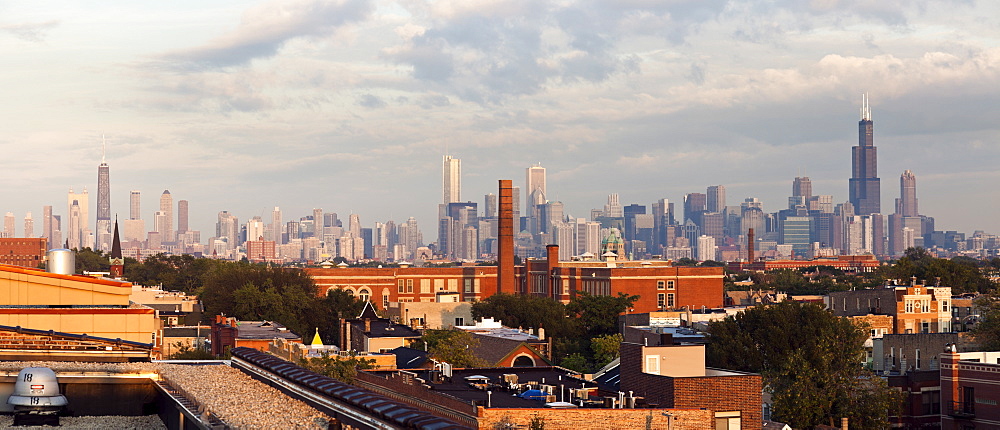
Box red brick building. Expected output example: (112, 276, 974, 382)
(306, 245, 724, 313)
(729, 255, 881, 273)
(0, 238, 46, 268)
(619, 342, 762, 429)
(941, 350, 1000, 429)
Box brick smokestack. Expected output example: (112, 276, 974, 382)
(546, 244, 558, 299)
(498, 180, 515, 294)
(747, 227, 755, 264)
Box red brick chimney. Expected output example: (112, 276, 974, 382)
(546, 244, 559, 298)
(498, 180, 515, 294)
(747, 227, 755, 264)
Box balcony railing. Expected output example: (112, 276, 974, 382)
(945, 401, 975, 419)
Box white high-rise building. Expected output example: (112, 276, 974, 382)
(23, 212, 33, 238)
(270, 207, 283, 243)
(697, 235, 717, 262)
(442, 155, 461, 204)
(158, 190, 174, 242)
(246, 217, 266, 243)
(3, 212, 14, 238)
(67, 188, 90, 248)
(604, 194, 623, 218)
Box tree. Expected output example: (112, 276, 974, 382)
(167, 342, 216, 360)
(559, 353, 589, 373)
(706, 302, 901, 429)
(472, 294, 576, 338)
(591, 333, 623, 369)
(565, 292, 637, 338)
(299, 352, 376, 383)
(420, 329, 487, 367)
(73, 248, 109, 273)
(889, 247, 996, 293)
(971, 293, 1000, 350)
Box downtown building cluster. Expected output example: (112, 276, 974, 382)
(2, 96, 999, 263)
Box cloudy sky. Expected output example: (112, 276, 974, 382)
(2, 0, 999, 239)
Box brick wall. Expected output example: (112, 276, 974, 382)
(479, 408, 713, 430)
(619, 342, 762, 429)
(0, 238, 46, 268)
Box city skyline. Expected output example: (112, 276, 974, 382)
(2, 1, 999, 237)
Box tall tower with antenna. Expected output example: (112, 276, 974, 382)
(96, 136, 112, 251)
(849, 94, 880, 215)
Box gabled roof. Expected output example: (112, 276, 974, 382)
(470, 333, 551, 367)
(358, 301, 379, 319)
(388, 346, 429, 369)
(349, 319, 421, 339)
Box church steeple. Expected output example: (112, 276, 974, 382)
(109, 217, 124, 279)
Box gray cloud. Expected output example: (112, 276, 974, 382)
(159, 0, 372, 70)
(0, 20, 59, 42)
(357, 94, 386, 109)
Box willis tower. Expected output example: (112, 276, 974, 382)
(849, 94, 880, 215)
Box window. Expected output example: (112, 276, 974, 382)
(562, 280, 569, 295)
(657, 280, 665, 290)
(421, 279, 432, 294)
(921, 391, 940, 415)
(397, 279, 405, 294)
(383, 294, 390, 310)
(657, 293, 665, 309)
(464, 279, 473, 293)
(455, 317, 465, 326)
(405, 279, 413, 293)
(667, 293, 675, 308)
(905, 301, 913, 313)
(667, 280, 675, 290)
(645, 355, 660, 375)
(359, 288, 370, 303)
(915, 349, 921, 370)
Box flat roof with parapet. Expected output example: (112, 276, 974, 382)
(369, 366, 601, 409)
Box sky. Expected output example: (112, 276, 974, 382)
(2, 0, 999, 240)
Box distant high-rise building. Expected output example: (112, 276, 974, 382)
(68, 200, 83, 249)
(526, 164, 547, 236)
(270, 206, 282, 243)
(310, 208, 323, 239)
(706, 185, 726, 213)
(129, 191, 141, 220)
(484, 193, 497, 219)
(849, 94, 881, 215)
(683, 193, 707, 223)
(604, 194, 623, 218)
(158, 190, 174, 242)
(178, 200, 190, 234)
(246, 216, 265, 243)
(897, 170, 918, 217)
(96, 141, 111, 251)
(67, 188, 89, 248)
(42, 206, 53, 248)
(792, 177, 812, 198)
(23, 212, 33, 238)
(349, 213, 361, 237)
(216, 211, 239, 246)
(3, 213, 14, 238)
(442, 155, 461, 204)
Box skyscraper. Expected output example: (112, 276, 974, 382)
(178, 200, 190, 234)
(683, 193, 707, 223)
(158, 190, 174, 242)
(23, 212, 33, 238)
(129, 191, 141, 220)
(3, 213, 13, 238)
(897, 170, 918, 217)
(96, 140, 111, 251)
(67, 188, 89, 248)
(42, 205, 53, 248)
(442, 155, 461, 204)
(525, 163, 546, 210)
(792, 177, 812, 198)
(706, 185, 726, 213)
(484, 193, 497, 219)
(849, 94, 881, 215)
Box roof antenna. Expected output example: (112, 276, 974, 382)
(102, 134, 107, 164)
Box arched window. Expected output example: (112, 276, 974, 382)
(381, 288, 391, 310)
(359, 288, 371, 303)
(512, 355, 535, 367)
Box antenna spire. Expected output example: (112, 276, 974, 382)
(102, 134, 107, 164)
(861, 93, 871, 121)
